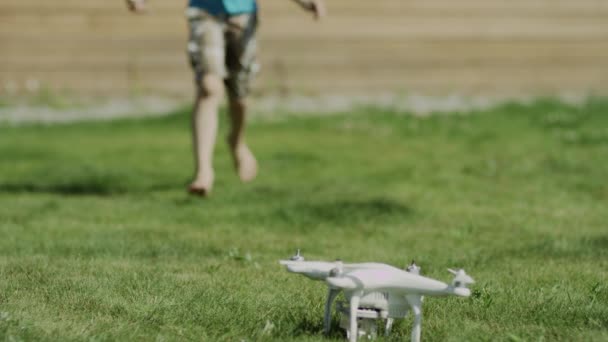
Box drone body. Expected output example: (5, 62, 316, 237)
(279, 250, 474, 342)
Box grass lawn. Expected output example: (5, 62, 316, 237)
(0, 99, 607, 341)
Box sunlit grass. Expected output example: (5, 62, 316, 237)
(1, 99, 607, 341)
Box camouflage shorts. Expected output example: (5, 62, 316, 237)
(186, 8, 259, 98)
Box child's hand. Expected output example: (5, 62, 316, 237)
(126, 0, 146, 13)
(309, 0, 326, 20)
(298, 0, 326, 20)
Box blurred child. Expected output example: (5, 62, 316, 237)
(127, 0, 326, 196)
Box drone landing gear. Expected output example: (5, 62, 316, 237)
(324, 288, 340, 335)
(406, 295, 423, 342)
(336, 295, 416, 342)
(337, 294, 381, 342)
(384, 318, 394, 336)
(349, 292, 362, 342)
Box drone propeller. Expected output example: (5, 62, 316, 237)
(447, 268, 475, 287)
(406, 260, 421, 275)
(290, 249, 304, 262)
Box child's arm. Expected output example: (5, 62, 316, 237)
(125, 1, 325, 19)
(125, 0, 146, 13)
(291, 0, 326, 20)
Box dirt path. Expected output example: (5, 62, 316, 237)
(0, 93, 587, 125)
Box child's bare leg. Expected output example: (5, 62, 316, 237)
(190, 74, 225, 195)
(227, 97, 258, 182)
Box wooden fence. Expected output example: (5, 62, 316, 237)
(1, 0, 608, 97)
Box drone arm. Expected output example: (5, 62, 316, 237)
(324, 288, 340, 335)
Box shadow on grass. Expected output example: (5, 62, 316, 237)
(0, 181, 128, 196)
(274, 197, 413, 226)
(488, 234, 608, 262)
(0, 182, 178, 196)
(588, 235, 608, 250)
(0, 152, 188, 196)
(290, 317, 345, 340)
(0, 179, 174, 196)
(0, 164, 137, 196)
(306, 198, 411, 220)
(291, 317, 323, 336)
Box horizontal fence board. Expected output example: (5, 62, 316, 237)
(3, 53, 608, 71)
(2, 0, 608, 13)
(3, 16, 608, 38)
(3, 65, 606, 89)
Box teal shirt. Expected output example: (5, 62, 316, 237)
(188, 0, 257, 15)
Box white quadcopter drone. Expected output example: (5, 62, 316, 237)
(279, 250, 474, 342)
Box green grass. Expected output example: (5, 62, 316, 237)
(1, 99, 607, 341)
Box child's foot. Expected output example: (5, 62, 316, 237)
(188, 169, 214, 196)
(230, 142, 258, 183)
